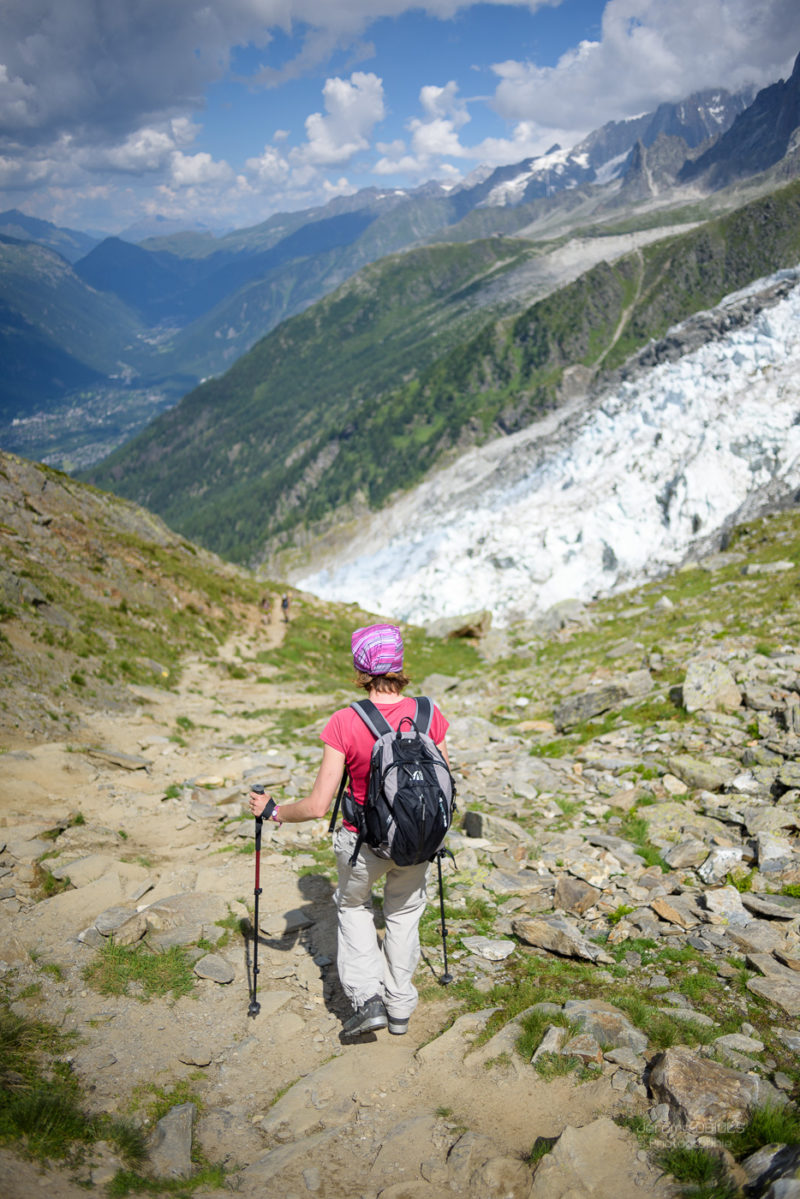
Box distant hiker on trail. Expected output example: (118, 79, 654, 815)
(281, 593, 290, 622)
(259, 594, 271, 624)
(249, 623, 452, 1039)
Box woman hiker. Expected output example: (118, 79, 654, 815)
(249, 623, 450, 1038)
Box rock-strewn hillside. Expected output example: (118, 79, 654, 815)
(1, 454, 800, 1198)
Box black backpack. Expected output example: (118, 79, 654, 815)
(330, 697, 456, 867)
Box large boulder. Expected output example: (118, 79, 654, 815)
(682, 656, 741, 713)
(648, 1046, 784, 1130)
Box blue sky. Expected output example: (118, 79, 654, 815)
(0, 1, 798, 235)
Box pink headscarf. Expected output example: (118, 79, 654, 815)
(351, 624, 404, 674)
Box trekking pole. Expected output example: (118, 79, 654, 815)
(248, 785, 275, 1017)
(435, 849, 454, 985)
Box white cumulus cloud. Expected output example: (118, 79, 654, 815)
(296, 71, 386, 165)
(169, 151, 234, 187)
(491, 0, 800, 138)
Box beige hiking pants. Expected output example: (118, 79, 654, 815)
(333, 826, 429, 1018)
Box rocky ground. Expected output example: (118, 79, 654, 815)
(1, 451, 800, 1198)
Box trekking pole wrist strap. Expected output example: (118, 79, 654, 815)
(259, 798, 277, 822)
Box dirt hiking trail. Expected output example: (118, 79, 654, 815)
(1, 610, 672, 1198)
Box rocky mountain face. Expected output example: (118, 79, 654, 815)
(473, 86, 755, 206)
(682, 51, 800, 187)
(1, 450, 800, 1197)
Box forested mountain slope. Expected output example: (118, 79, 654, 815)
(0, 236, 146, 420)
(82, 180, 800, 568)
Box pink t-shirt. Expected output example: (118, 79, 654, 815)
(321, 697, 449, 830)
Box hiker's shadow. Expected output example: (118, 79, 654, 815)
(244, 871, 350, 1024)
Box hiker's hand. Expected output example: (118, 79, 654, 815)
(249, 789, 272, 818)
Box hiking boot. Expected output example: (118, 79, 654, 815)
(342, 995, 387, 1036)
(387, 1014, 409, 1036)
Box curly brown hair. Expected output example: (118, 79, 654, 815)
(354, 670, 410, 694)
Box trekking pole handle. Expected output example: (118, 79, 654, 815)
(251, 785, 277, 822)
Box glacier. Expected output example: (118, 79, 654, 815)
(296, 267, 800, 626)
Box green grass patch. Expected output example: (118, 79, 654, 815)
(107, 1161, 227, 1197)
(657, 1145, 736, 1199)
(0, 1001, 145, 1167)
(720, 1103, 800, 1159)
(614, 1112, 658, 1148)
(31, 862, 71, 900)
(128, 1079, 205, 1125)
(82, 941, 196, 1000)
(527, 1134, 559, 1166)
(533, 1051, 582, 1079)
(616, 813, 669, 870)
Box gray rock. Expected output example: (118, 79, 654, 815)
(667, 753, 740, 791)
(682, 656, 741, 714)
(148, 1102, 195, 1179)
(698, 847, 748, 885)
(741, 893, 800, 920)
(563, 999, 649, 1054)
(604, 1046, 646, 1071)
(649, 1046, 783, 1130)
(94, 905, 138, 936)
(86, 747, 152, 771)
(512, 914, 613, 964)
(744, 683, 788, 713)
(701, 885, 751, 926)
(713, 1033, 765, 1055)
(143, 892, 229, 931)
(529, 1117, 653, 1199)
(756, 831, 795, 872)
(640, 802, 730, 847)
(553, 875, 601, 915)
(663, 838, 709, 869)
(258, 907, 315, 936)
(561, 1033, 602, 1063)
(193, 954, 234, 984)
(747, 975, 800, 1016)
(553, 684, 628, 731)
(243, 1130, 339, 1187)
(461, 935, 515, 962)
(483, 868, 544, 896)
(741, 1144, 800, 1194)
(426, 609, 492, 640)
(538, 599, 592, 633)
(778, 761, 800, 790)
(743, 806, 799, 835)
(727, 920, 789, 955)
(730, 770, 774, 797)
(531, 1024, 566, 1063)
(658, 1006, 716, 1028)
(462, 810, 536, 845)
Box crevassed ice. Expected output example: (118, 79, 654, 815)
(298, 268, 800, 626)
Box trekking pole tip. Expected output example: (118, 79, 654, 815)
(440, 972, 453, 986)
(248, 999, 261, 1017)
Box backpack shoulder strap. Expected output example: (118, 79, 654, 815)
(327, 766, 349, 835)
(350, 698, 394, 739)
(414, 696, 433, 736)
